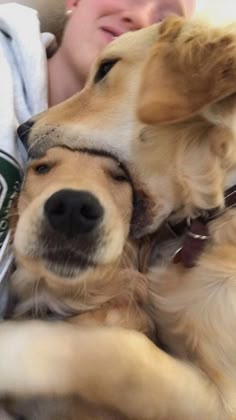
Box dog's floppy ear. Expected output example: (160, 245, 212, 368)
(138, 16, 236, 124)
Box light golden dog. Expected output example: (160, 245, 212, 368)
(3, 146, 155, 419)
(9, 146, 153, 331)
(0, 16, 236, 420)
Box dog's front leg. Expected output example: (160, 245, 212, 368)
(0, 321, 223, 420)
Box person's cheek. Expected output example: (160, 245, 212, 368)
(181, 0, 196, 16)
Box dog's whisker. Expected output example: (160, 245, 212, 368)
(33, 277, 42, 317)
(81, 278, 89, 306)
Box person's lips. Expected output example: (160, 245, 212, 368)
(100, 26, 125, 42)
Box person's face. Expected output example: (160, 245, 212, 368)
(63, 0, 195, 83)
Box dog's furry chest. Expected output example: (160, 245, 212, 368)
(147, 218, 236, 394)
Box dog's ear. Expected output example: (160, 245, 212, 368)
(138, 16, 236, 124)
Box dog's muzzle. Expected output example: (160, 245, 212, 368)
(37, 189, 104, 276)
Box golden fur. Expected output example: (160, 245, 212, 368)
(10, 147, 153, 333)
(4, 147, 155, 419)
(1, 16, 236, 420)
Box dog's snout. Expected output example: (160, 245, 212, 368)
(17, 119, 35, 146)
(44, 189, 104, 237)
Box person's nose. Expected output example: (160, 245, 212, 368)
(121, 5, 156, 30)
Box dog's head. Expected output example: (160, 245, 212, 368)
(18, 18, 236, 233)
(12, 147, 154, 283)
(134, 17, 236, 228)
(18, 24, 159, 161)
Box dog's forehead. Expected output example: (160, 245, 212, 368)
(28, 146, 144, 192)
(99, 23, 160, 62)
(29, 146, 132, 175)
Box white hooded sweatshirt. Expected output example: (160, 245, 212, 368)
(0, 3, 54, 283)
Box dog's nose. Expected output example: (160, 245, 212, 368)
(44, 189, 104, 237)
(17, 119, 35, 146)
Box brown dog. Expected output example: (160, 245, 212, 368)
(0, 16, 236, 420)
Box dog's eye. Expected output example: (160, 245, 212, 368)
(34, 164, 51, 175)
(109, 169, 129, 183)
(112, 174, 129, 182)
(94, 59, 118, 83)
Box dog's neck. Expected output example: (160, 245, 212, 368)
(150, 171, 236, 270)
(9, 264, 123, 320)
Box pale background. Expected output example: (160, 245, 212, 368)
(195, 0, 236, 24)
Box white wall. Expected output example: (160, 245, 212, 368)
(195, 0, 236, 25)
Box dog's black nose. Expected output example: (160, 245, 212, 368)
(44, 189, 104, 237)
(17, 119, 35, 146)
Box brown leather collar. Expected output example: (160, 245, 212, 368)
(169, 184, 236, 268)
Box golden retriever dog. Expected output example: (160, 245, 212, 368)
(0, 16, 236, 420)
(9, 146, 154, 330)
(2, 146, 155, 419)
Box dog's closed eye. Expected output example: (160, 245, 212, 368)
(112, 173, 128, 182)
(104, 159, 131, 184)
(108, 167, 129, 183)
